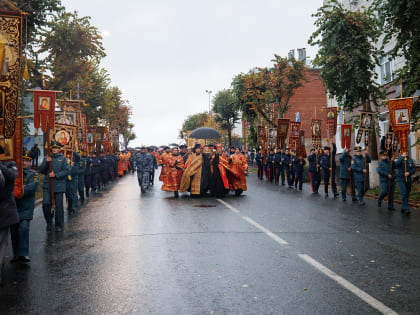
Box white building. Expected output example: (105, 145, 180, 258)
(323, 0, 419, 164)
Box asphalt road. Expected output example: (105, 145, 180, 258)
(1, 171, 419, 314)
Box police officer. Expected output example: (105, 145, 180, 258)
(10, 151, 40, 263)
(255, 149, 264, 180)
(266, 148, 275, 183)
(99, 151, 107, 187)
(274, 148, 284, 185)
(66, 151, 80, 215)
(135, 146, 154, 193)
(395, 151, 416, 214)
(90, 151, 100, 192)
(148, 147, 158, 185)
(339, 148, 357, 202)
(351, 146, 371, 206)
(0, 144, 19, 281)
(293, 154, 306, 191)
(376, 150, 395, 210)
(84, 153, 92, 197)
(283, 148, 293, 188)
(320, 143, 338, 198)
(308, 148, 321, 193)
(39, 141, 70, 232)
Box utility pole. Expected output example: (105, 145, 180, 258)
(205, 90, 212, 113)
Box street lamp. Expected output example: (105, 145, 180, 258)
(205, 90, 212, 113)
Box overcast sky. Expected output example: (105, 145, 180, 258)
(62, 0, 321, 147)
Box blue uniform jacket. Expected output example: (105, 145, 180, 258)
(16, 168, 39, 220)
(351, 155, 371, 183)
(376, 159, 394, 183)
(339, 152, 353, 179)
(395, 156, 416, 181)
(39, 153, 70, 193)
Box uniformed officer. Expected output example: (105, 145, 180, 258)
(292, 154, 306, 191)
(376, 150, 395, 210)
(308, 148, 321, 193)
(90, 151, 100, 192)
(339, 148, 357, 202)
(66, 151, 80, 215)
(320, 143, 338, 198)
(266, 149, 275, 183)
(99, 151, 107, 187)
(148, 147, 158, 185)
(282, 148, 293, 188)
(351, 146, 371, 206)
(84, 153, 92, 197)
(10, 151, 40, 263)
(39, 141, 70, 232)
(395, 151, 416, 214)
(77, 151, 87, 204)
(274, 148, 284, 185)
(255, 149, 264, 180)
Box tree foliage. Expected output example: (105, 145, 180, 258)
(374, 0, 420, 132)
(308, 0, 383, 111)
(40, 11, 106, 91)
(181, 112, 209, 137)
(212, 89, 240, 147)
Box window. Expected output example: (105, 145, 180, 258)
(380, 54, 394, 85)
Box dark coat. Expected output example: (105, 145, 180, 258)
(39, 153, 70, 193)
(320, 144, 337, 170)
(377, 159, 395, 183)
(255, 153, 263, 166)
(351, 154, 371, 183)
(0, 161, 19, 229)
(395, 156, 416, 181)
(91, 157, 100, 174)
(308, 153, 319, 172)
(292, 157, 306, 173)
(274, 152, 283, 168)
(339, 152, 353, 179)
(16, 168, 39, 220)
(134, 152, 154, 172)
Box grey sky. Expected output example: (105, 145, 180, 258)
(62, 0, 320, 146)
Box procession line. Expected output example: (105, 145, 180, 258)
(216, 199, 240, 213)
(242, 216, 289, 245)
(298, 254, 398, 315)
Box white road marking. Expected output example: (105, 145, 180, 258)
(216, 199, 240, 213)
(298, 254, 398, 315)
(242, 216, 289, 245)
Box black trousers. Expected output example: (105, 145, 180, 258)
(42, 192, 64, 228)
(309, 171, 321, 192)
(323, 169, 337, 195)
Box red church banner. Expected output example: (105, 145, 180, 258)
(311, 119, 322, 149)
(341, 124, 352, 149)
(32, 90, 58, 133)
(288, 121, 301, 150)
(277, 118, 290, 149)
(388, 97, 413, 153)
(324, 107, 338, 139)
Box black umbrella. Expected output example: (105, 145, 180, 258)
(149, 145, 158, 150)
(189, 127, 222, 139)
(169, 143, 179, 147)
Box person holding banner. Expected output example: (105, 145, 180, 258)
(308, 148, 321, 193)
(376, 151, 395, 210)
(339, 148, 357, 202)
(395, 151, 416, 215)
(274, 148, 284, 185)
(255, 149, 264, 180)
(351, 147, 371, 206)
(266, 149, 275, 184)
(282, 148, 293, 188)
(320, 143, 338, 198)
(292, 153, 306, 191)
(39, 141, 70, 232)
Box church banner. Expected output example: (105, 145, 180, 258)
(257, 126, 268, 156)
(0, 8, 23, 138)
(356, 111, 373, 146)
(324, 107, 338, 139)
(31, 90, 59, 133)
(311, 119, 322, 149)
(0, 117, 23, 198)
(388, 97, 413, 153)
(288, 121, 301, 150)
(298, 130, 306, 158)
(277, 118, 289, 149)
(50, 123, 77, 160)
(341, 124, 352, 149)
(95, 126, 105, 153)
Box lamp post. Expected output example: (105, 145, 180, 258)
(205, 90, 212, 113)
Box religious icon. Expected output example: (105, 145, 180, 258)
(55, 112, 76, 125)
(312, 122, 320, 136)
(343, 128, 350, 137)
(55, 130, 70, 146)
(395, 109, 409, 124)
(38, 96, 51, 111)
(327, 111, 335, 119)
(87, 132, 93, 144)
(360, 113, 373, 129)
(0, 135, 13, 160)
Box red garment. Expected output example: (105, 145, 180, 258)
(228, 153, 248, 191)
(161, 154, 184, 191)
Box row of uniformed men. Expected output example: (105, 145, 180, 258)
(256, 143, 416, 214)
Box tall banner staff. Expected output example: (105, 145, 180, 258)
(341, 112, 353, 195)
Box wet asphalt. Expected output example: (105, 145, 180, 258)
(1, 170, 419, 315)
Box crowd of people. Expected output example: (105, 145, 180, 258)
(0, 140, 136, 276)
(133, 144, 248, 198)
(254, 142, 416, 214)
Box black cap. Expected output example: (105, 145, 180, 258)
(324, 146, 331, 151)
(23, 150, 33, 160)
(354, 146, 362, 152)
(379, 150, 386, 155)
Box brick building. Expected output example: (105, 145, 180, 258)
(242, 68, 329, 151)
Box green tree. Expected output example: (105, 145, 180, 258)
(212, 89, 240, 147)
(374, 0, 420, 135)
(181, 112, 209, 138)
(40, 11, 106, 91)
(308, 0, 383, 158)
